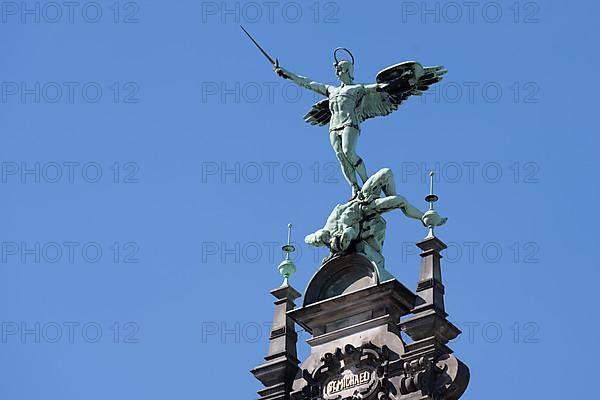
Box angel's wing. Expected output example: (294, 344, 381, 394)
(303, 98, 331, 126)
(357, 62, 447, 123)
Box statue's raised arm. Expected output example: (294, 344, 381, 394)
(275, 66, 329, 97)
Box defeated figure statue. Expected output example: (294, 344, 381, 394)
(305, 168, 447, 268)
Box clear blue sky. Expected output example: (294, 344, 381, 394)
(1, 0, 598, 398)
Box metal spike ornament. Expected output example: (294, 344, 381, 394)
(277, 224, 297, 286)
(421, 171, 446, 239)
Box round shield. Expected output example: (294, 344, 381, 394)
(376, 61, 424, 84)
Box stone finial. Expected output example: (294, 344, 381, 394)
(421, 171, 447, 239)
(278, 223, 297, 286)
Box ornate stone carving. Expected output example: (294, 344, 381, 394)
(294, 343, 393, 400)
(399, 356, 447, 397)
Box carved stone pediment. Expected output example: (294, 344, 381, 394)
(295, 343, 394, 400)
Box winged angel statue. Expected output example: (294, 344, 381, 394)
(275, 48, 446, 198)
(240, 27, 448, 266)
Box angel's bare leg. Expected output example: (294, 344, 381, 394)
(330, 130, 359, 193)
(341, 127, 368, 184)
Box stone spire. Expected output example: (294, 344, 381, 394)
(401, 172, 458, 348)
(397, 176, 469, 399)
(251, 225, 301, 400)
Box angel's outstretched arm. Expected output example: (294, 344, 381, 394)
(275, 66, 329, 96)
